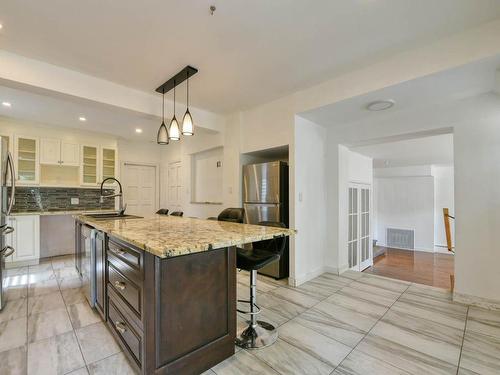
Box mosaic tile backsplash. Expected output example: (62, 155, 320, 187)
(10, 187, 115, 213)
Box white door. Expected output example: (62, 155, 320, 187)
(122, 163, 157, 218)
(348, 184, 372, 271)
(168, 161, 182, 212)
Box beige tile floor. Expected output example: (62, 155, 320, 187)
(2, 255, 500, 375)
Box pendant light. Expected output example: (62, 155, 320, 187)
(156, 90, 169, 144)
(182, 71, 194, 136)
(169, 81, 181, 141)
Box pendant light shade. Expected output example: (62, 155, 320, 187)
(157, 92, 169, 145)
(169, 82, 180, 141)
(182, 72, 194, 136)
(169, 116, 180, 141)
(182, 109, 194, 136)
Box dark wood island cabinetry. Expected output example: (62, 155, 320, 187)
(74, 215, 293, 375)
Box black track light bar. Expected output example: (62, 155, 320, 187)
(155, 66, 198, 94)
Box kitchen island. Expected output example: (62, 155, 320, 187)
(74, 214, 294, 375)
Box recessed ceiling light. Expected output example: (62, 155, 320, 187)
(2, 102, 11, 107)
(135, 128, 143, 133)
(366, 100, 395, 111)
(0, 24, 3, 30)
(79, 116, 87, 122)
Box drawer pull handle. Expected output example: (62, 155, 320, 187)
(111, 248, 127, 257)
(114, 281, 126, 290)
(115, 321, 127, 334)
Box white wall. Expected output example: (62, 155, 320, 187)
(293, 116, 327, 284)
(432, 165, 455, 250)
(374, 176, 435, 251)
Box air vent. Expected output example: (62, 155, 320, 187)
(386, 228, 414, 250)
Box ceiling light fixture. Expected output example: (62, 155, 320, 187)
(2, 102, 11, 107)
(169, 81, 180, 141)
(155, 66, 198, 145)
(0, 24, 3, 30)
(366, 100, 395, 111)
(156, 90, 169, 144)
(79, 116, 87, 122)
(135, 128, 143, 134)
(182, 71, 194, 136)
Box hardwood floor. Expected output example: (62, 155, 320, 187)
(363, 246, 454, 289)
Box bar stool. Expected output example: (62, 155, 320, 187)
(217, 208, 245, 223)
(170, 211, 183, 217)
(235, 221, 287, 349)
(156, 208, 169, 215)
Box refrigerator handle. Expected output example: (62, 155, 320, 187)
(1, 245, 15, 258)
(6, 151, 15, 215)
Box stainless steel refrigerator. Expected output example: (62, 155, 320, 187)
(0, 136, 16, 310)
(243, 161, 289, 279)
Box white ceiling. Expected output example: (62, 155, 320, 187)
(2, 0, 500, 113)
(300, 56, 500, 128)
(0, 84, 161, 141)
(352, 133, 454, 168)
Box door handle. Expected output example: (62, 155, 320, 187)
(1, 246, 15, 258)
(6, 151, 15, 215)
(114, 321, 127, 334)
(0, 226, 14, 235)
(114, 280, 126, 290)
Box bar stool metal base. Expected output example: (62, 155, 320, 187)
(235, 320, 278, 349)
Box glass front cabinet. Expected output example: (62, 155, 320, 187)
(101, 147, 117, 183)
(15, 136, 39, 184)
(81, 145, 98, 186)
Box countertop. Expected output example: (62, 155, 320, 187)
(11, 209, 116, 217)
(75, 214, 296, 258)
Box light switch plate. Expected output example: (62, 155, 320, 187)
(71, 197, 79, 205)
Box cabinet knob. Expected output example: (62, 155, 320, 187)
(114, 280, 126, 290)
(114, 321, 127, 334)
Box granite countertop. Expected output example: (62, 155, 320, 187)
(75, 214, 296, 258)
(11, 209, 116, 217)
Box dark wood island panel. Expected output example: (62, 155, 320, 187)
(104, 235, 236, 375)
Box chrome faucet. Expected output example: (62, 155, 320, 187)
(100, 177, 127, 216)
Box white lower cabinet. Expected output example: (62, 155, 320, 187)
(4, 215, 40, 266)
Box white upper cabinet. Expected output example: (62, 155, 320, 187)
(41, 138, 80, 166)
(15, 135, 39, 185)
(40, 138, 60, 165)
(61, 142, 80, 166)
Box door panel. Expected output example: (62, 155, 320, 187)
(243, 203, 281, 224)
(243, 162, 281, 204)
(40, 138, 60, 165)
(123, 164, 157, 218)
(348, 185, 372, 271)
(61, 142, 79, 166)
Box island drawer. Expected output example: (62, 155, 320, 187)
(107, 238, 143, 276)
(108, 261, 142, 316)
(108, 296, 142, 366)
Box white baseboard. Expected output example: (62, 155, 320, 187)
(289, 266, 328, 287)
(453, 292, 500, 310)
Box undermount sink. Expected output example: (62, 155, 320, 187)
(85, 213, 143, 220)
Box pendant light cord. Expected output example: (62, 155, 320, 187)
(173, 80, 176, 115)
(187, 72, 189, 108)
(162, 90, 165, 121)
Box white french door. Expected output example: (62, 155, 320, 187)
(348, 183, 372, 271)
